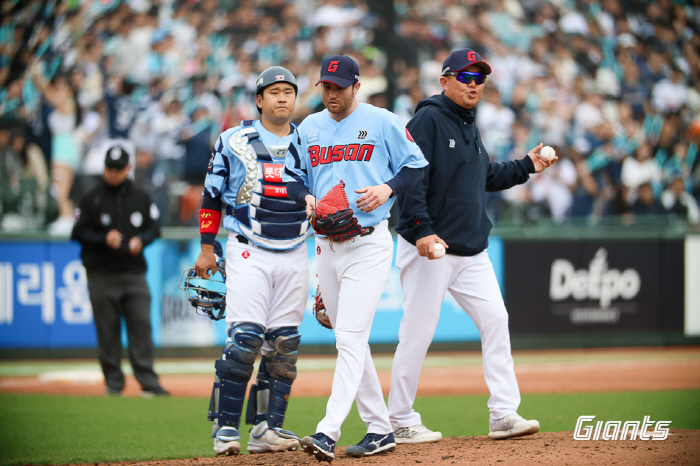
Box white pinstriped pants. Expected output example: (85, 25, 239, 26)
(388, 235, 521, 428)
(314, 221, 393, 442)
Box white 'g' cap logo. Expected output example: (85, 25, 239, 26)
(109, 147, 122, 160)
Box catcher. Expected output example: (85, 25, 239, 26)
(284, 53, 427, 462)
(192, 66, 309, 456)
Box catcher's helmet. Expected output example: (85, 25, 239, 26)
(178, 241, 227, 321)
(256, 66, 298, 95)
(255, 66, 297, 114)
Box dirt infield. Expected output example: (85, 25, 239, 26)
(63, 430, 698, 466)
(2, 346, 699, 398)
(2, 346, 699, 465)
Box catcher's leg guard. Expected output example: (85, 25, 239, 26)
(245, 359, 270, 426)
(211, 322, 264, 430)
(261, 326, 300, 428)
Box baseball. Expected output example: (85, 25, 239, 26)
(433, 243, 446, 259)
(540, 145, 556, 161)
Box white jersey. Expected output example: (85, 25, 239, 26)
(283, 103, 427, 228)
(283, 101, 427, 442)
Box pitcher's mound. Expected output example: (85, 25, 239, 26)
(74, 430, 698, 466)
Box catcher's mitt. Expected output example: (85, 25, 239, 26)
(311, 180, 366, 240)
(312, 284, 332, 329)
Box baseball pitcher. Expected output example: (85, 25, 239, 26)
(284, 54, 427, 462)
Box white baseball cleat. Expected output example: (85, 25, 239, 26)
(247, 420, 300, 453)
(488, 413, 540, 439)
(214, 426, 241, 455)
(393, 424, 443, 444)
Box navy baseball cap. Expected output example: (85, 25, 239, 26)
(442, 48, 492, 75)
(316, 54, 360, 88)
(104, 146, 129, 170)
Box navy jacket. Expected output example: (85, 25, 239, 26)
(396, 93, 535, 256)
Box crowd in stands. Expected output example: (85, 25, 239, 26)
(1, 0, 699, 235)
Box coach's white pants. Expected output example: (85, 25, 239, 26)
(315, 221, 393, 442)
(225, 235, 308, 353)
(389, 236, 521, 428)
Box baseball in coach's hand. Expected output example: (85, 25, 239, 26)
(540, 145, 556, 161)
(433, 243, 446, 259)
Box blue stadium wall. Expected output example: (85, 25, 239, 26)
(0, 233, 697, 350)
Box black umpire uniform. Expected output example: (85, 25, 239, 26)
(71, 146, 168, 396)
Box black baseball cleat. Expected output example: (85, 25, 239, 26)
(345, 432, 396, 457)
(141, 387, 171, 398)
(105, 387, 123, 397)
(300, 432, 335, 463)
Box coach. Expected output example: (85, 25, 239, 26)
(389, 48, 556, 442)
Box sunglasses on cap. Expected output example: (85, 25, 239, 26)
(443, 71, 487, 85)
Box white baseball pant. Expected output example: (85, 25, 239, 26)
(314, 221, 393, 442)
(225, 234, 308, 352)
(389, 235, 521, 428)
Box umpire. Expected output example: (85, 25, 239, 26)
(71, 146, 169, 397)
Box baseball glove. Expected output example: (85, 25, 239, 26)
(312, 284, 332, 329)
(310, 180, 365, 240)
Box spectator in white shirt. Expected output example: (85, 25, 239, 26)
(621, 142, 662, 204)
(476, 87, 516, 162)
(661, 174, 700, 223)
(651, 67, 688, 113)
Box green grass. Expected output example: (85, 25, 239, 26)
(1, 390, 698, 465)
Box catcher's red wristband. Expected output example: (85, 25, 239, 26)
(199, 209, 222, 235)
